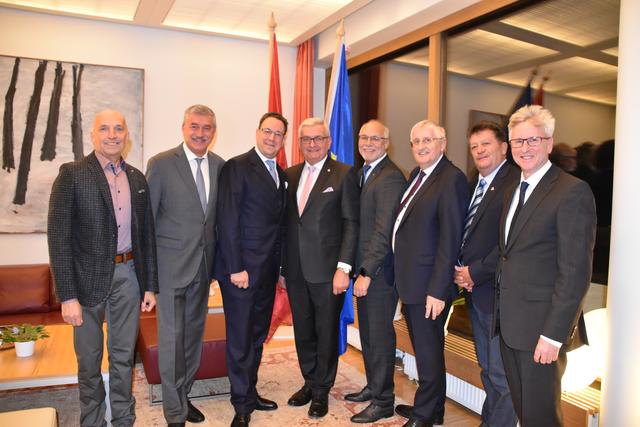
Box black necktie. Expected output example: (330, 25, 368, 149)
(507, 181, 529, 244)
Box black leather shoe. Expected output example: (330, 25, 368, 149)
(230, 413, 251, 427)
(167, 423, 185, 427)
(433, 414, 444, 425)
(350, 403, 394, 423)
(255, 395, 278, 411)
(344, 387, 372, 402)
(288, 385, 312, 406)
(308, 395, 328, 418)
(187, 401, 205, 423)
(402, 418, 432, 427)
(395, 404, 412, 419)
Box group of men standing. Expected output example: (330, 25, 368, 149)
(48, 102, 596, 427)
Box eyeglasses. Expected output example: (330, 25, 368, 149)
(509, 136, 551, 148)
(359, 135, 388, 143)
(410, 137, 445, 147)
(260, 128, 284, 139)
(300, 135, 328, 145)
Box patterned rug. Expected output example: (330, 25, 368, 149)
(0, 346, 408, 426)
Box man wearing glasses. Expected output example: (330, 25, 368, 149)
(344, 120, 406, 423)
(497, 105, 596, 426)
(215, 112, 289, 427)
(283, 117, 359, 419)
(392, 120, 468, 427)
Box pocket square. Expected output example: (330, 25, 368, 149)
(285, 181, 289, 189)
(322, 187, 334, 193)
(138, 189, 146, 193)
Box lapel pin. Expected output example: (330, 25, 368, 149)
(490, 186, 495, 191)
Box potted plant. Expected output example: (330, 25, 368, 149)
(0, 324, 49, 357)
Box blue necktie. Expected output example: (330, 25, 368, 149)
(360, 165, 371, 188)
(195, 157, 207, 213)
(266, 159, 278, 186)
(461, 178, 486, 245)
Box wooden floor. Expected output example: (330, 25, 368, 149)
(266, 337, 481, 426)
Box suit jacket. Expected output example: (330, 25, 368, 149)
(459, 162, 520, 314)
(394, 156, 468, 304)
(496, 165, 596, 351)
(283, 157, 359, 283)
(48, 152, 158, 306)
(214, 148, 287, 286)
(356, 156, 406, 285)
(146, 144, 225, 289)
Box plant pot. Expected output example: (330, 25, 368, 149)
(15, 340, 35, 357)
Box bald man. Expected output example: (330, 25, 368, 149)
(48, 110, 158, 426)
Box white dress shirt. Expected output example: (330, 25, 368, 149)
(254, 147, 279, 188)
(182, 143, 210, 203)
(392, 154, 443, 251)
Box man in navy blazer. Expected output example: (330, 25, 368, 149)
(392, 120, 468, 427)
(454, 121, 519, 427)
(496, 105, 596, 426)
(214, 112, 288, 427)
(283, 117, 359, 419)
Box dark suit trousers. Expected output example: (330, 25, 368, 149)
(219, 275, 276, 415)
(287, 277, 345, 397)
(403, 302, 449, 423)
(500, 336, 567, 427)
(357, 280, 398, 407)
(74, 260, 140, 427)
(157, 258, 209, 423)
(469, 302, 517, 427)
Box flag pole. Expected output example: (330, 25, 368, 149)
(325, 19, 345, 124)
(268, 12, 276, 94)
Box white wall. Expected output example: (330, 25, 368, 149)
(0, 7, 297, 265)
(378, 61, 616, 174)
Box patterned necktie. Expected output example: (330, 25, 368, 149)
(396, 170, 426, 216)
(195, 157, 207, 213)
(461, 178, 486, 245)
(266, 159, 278, 186)
(298, 165, 316, 215)
(507, 181, 529, 244)
(360, 165, 372, 188)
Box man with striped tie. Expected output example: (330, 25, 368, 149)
(454, 121, 519, 427)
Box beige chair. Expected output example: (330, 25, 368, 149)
(0, 407, 57, 426)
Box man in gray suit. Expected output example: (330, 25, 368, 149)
(48, 110, 158, 427)
(345, 120, 406, 424)
(497, 105, 596, 426)
(146, 104, 225, 427)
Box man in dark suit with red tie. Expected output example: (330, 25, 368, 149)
(215, 112, 288, 427)
(454, 121, 519, 427)
(283, 117, 359, 420)
(496, 105, 596, 426)
(392, 120, 468, 427)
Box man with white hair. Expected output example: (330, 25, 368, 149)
(496, 105, 596, 426)
(392, 120, 468, 427)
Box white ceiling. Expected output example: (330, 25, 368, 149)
(1, 0, 620, 106)
(395, 0, 619, 106)
(0, 0, 371, 45)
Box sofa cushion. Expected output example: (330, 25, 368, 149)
(0, 264, 51, 315)
(137, 313, 227, 384)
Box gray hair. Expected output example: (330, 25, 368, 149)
(508, 105, 555, 139)
(183, 104, 216, 126)
(410, 120, 446, 140)
(360, 119, 389, 139)
(298, 117, 329, 138)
